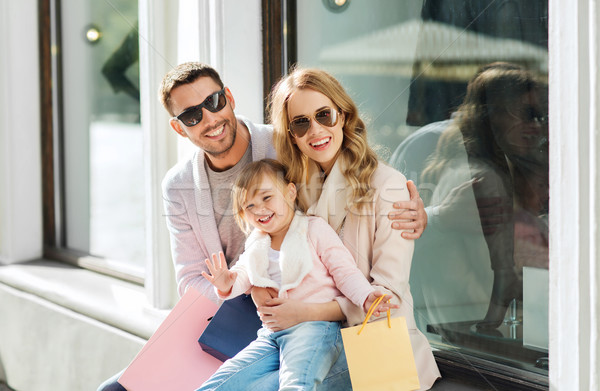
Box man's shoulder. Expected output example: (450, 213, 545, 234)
(239, 115, 273, 135)
(238, 116, 273, 145)
(237, 116, 276, 160)
(161, 152, 196, 192)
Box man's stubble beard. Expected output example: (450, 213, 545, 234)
(205, 119, 238, 158)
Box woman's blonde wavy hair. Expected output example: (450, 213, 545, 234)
(268, 67, 378, 209)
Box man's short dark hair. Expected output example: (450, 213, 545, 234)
(159, 62, 224, 116)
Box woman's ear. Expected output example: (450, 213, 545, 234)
(169, 118, 188, 138)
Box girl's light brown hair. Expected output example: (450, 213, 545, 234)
(232, 159, 307, 234)
(268, 67, 378, 209)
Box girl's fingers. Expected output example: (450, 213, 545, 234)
(212, 253, 220, 269)
(204, 257, 216, 275)
(218, 251, 227, 269)
(201, 271, 213, 282)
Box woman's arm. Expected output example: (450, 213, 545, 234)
(255, 297, 344, 332)
(339, 167, 416, 327)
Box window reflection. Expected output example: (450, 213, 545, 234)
(297, 0, 548, 375)
(61, 0, 144, 271)
(406, 63, 548, 370)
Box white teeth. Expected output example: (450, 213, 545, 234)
(207, 126, 224, 137)
(311, 137, 330, 147)
(258, 214, 273, 222)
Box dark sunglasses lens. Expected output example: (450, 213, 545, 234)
(290, 117, 310, 137)
(205, 91, 227, 112)
(315, 108, 336, 127)
(177, 90, 226, 126)
(179, 107, 203, 127)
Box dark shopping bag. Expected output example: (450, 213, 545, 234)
(198, 294, 263, 361)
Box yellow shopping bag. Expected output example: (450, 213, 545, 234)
(341, 296, 420, 391)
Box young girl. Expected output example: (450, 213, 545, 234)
(198, 158, 392, 391)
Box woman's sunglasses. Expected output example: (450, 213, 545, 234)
(288, 107, 340, 138)
(174, 88, 227, 127)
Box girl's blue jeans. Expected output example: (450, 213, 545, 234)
(97, 324, 351, 391)
(197, 321, 347, 391)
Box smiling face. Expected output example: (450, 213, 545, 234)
(242, 174, 297, 244)
(169, 76, 245, 167)
(287, 88, 345, 173)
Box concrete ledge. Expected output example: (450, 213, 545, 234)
(0, 260, 168, 391)
(0, 260, 166, 340)
(0, 283, 145, 390)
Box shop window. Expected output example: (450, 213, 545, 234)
(41, 0, 145, 282)
(291, 0, 549, 387)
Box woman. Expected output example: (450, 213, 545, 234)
(265, 67, 440, 390)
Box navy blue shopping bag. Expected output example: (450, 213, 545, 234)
(198, 294, 263, 362)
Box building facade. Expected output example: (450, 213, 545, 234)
(0, 0, 598, 390)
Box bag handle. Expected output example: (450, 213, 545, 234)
(357, 295, 392, 335)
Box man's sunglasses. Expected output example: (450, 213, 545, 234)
(174, 88, 227, 127)
(288, 107, 340, 138)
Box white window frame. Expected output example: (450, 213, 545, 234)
(138, 0, 263, 309)
(548, 0, 600, 389)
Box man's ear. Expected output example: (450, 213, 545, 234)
(169, 118, 188, 138)
(225, 87, 236, 111)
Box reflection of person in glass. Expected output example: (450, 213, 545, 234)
(101, 22, 140, 102)
(421, 62, 548, 329)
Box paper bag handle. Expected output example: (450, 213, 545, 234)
(357, 295, 391, 335)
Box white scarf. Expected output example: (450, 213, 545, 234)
(239, 212, 314, 297)
(304, 159, 351, 235)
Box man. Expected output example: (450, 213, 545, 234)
(98, 62, 427, 391)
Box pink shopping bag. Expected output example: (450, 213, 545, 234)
(118, 288, 222, 391)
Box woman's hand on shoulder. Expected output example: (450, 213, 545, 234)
(388, 180, 427, 239)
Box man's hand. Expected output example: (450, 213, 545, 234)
(201, 251, 236, 295)
(388, 180, 428, 239)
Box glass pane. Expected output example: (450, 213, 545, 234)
(60, 0, 144, 271)
(297, 0, 549, 375)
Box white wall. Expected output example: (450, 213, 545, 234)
(175, 0, 263, 161)
(0, 0, 43, 264)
